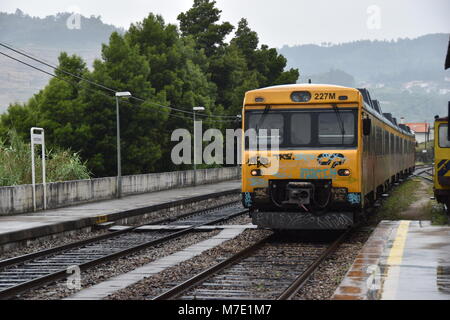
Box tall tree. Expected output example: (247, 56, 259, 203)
(126, 13, 219, 171)
(0, 53, 90, 153)
(177, 0, 234, 57)
(80, 32, 169, 176)
(230, 18, 258, 63)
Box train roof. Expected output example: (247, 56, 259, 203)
(246, 83, 359, 93)
(435, 116, 449, 122)
(244, 84, 414, 138)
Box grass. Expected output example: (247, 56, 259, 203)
(0, 130, 91, 186)
(421, 201, 449, 225)
(415, 140, 434, 165)
(420, 182, 449, 225)
(376, 179, 422, 221)
(376, 178, 449, 225)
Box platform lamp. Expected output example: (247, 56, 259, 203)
(115, 91, 132, 198)
(193, 106, 205, 186)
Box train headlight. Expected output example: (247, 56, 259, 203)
(291, 91, 311, 103)
(251, 169, 262, 176)
(338, 169, 351, 176)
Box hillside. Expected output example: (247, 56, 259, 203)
(0, 9, 121, 48)
(280, 34, 449, 85)
(0, 10, 122, 112)
(279, 34, 450, 122)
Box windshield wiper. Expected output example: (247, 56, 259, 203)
(332, 103, 346, 144)
(255, 105, 271, 133)
(254, 105, 272, 148)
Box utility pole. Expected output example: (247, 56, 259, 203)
(115, 91, 132, 198)
(193, 106, 205, 186)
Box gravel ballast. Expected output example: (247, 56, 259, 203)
(107, 228, 272, 300)
(107, 226, 374, 300)
(0, 196, 240, 260)
(295, 226, 374, 300)
(18, 211, 252, 300)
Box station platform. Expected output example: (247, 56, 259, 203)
(333, 220, 450, 300)
(0, 180, 240, 250)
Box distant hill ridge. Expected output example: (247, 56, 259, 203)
(0, 9, 123, 48)
(279, 33, 450, 85)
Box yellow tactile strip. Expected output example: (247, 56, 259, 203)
(332, 221, 400, 300)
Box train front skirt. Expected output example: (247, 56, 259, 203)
(251, 210, 354, 230)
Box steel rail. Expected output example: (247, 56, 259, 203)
(0, 201, 239, 270)
(0, 204, 246, 300)
(154, 229, 350, 301)
(153, 236, 270, 300)
(276, 229, 350, 300)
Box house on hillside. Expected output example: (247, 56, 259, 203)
(405, 122, 433, 144)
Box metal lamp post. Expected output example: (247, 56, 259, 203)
(193, 106, 205, 186)
(115, 91, 132, 198)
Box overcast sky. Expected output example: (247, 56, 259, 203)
(1, 0, 449, 47)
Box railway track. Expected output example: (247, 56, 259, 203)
(0, 202, 247, 300)
(413, 165, 433, 182)
(154, 229, 349, 300)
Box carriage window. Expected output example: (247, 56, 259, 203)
(384, 131, 389, 155)
(439, 124, 450, 148)
(376, 127, 382, 155)
(390, 133, 394, 154)
(291, 114, 311, 144)
(318, 112, 355, 145)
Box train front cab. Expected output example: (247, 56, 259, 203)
(433, 117, 450, 212)
(241, 85, 364, 230)
(241, 84, 415, 231)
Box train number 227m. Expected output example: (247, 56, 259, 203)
(314, 92, 336, 100)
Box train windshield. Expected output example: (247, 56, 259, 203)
(245, 108, 357, 149)
(438, 124, 450, 148)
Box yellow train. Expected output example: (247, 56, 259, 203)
(241, 84, 416, 230)
(433, 113, 450, 211)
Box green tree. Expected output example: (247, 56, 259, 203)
(126, 13, 219, 171)
(230, 18, 258, 64)
(0, 53, 90, 153)
(177, 0, 234, 57)
(231, 18, 299, 87)
(80, 31, 169, 176)
(1, 4, 300, 178)
(252, 45, 299, 87)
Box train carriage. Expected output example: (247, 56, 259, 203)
(241, 84, 415, 230)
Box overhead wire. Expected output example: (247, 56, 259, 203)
(0, 41, 239, 121)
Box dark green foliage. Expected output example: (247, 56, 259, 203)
(0, 130, 90, 186)
(178, 0, 234, 57)
(0, 2, 298, 180)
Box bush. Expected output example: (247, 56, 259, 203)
(0, 130, 90, 186)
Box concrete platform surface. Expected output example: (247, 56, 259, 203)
(0, 180, 240, 246)
(333, 220, 450, 300)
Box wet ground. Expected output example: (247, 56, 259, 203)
(334, 177, 450, 300)
(400, 180, 431, 220)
